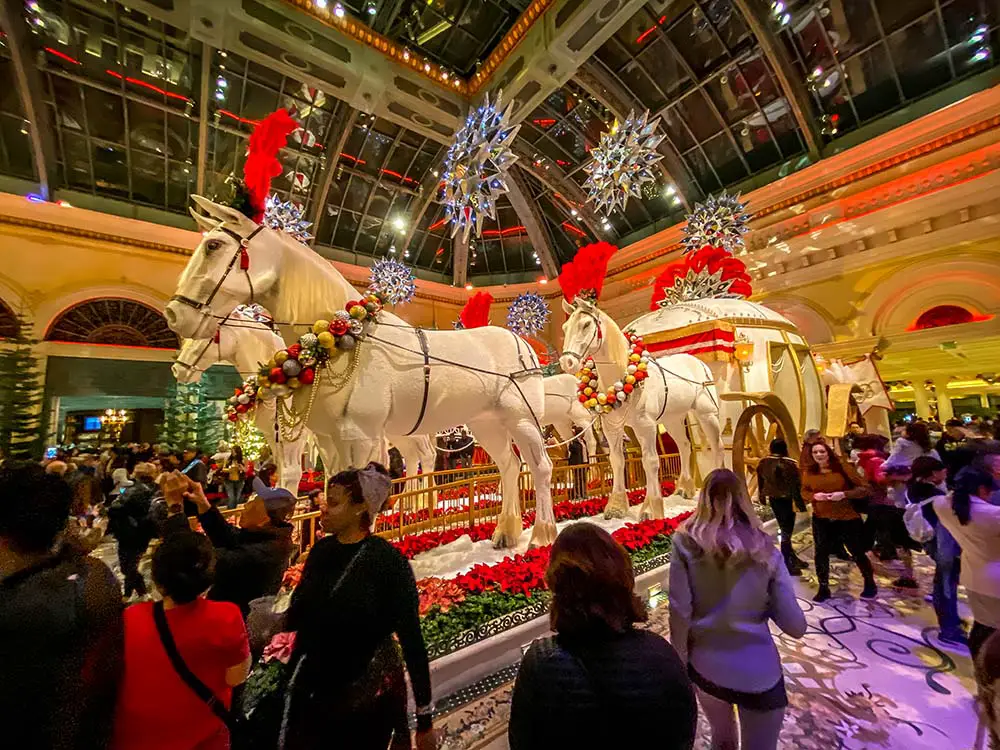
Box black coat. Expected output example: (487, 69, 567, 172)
(509, 629, 696, 750)
(164, 507, 294, 617)
(0, 550, 123, 750)
(107, 479, 156, 550)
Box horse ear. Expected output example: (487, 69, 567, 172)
(561, 298, 574, 316)
(189, 207, 218, 233)
(191, 195, 254, 228)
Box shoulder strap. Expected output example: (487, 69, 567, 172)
(152, 601, 234, 729)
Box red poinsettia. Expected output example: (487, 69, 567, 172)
(417, 577, 468, 616)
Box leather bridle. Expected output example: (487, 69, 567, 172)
(562, 306, 604, 365)
(173, 329, 222, 375)
(170, 223, 266, 316)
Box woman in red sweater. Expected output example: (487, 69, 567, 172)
(800, 442, 876, 603)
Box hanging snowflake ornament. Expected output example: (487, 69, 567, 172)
(368, 257, 416, 306)
(506, 292, 550, 337)
(682, 191, 751, 255)
(441, 90, 520, 244)
(263, 194, 313, 243)
(583, 110, 664, 216)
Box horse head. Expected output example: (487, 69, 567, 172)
(559, 297, 606, 374)
(172, 332, 223, 384)
(165, 195, 282, 340)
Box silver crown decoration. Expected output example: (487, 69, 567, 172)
(506, 292, 550, 337)
(659, 268, 743, 307)
(441, 90, 520, 244)
(233, 303, 274, 324)
(682, 191, 751, 255)
(263, 194, 313, 243)
(368, 257, 416, 306)
(583, 110, 665, 215)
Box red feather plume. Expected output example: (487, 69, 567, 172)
(558, 241, 617, 303)
(649, 245, 753, 310)
(243, 109, 299, 222)
(460, 291, 494, 329)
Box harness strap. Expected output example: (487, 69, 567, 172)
(405, 328, 432, 436)
(650, 358, 670, 421)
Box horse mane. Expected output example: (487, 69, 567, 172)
(598, 308, 631, 371)
(224, 321, 284, 372)
(270, 233, 360, 323)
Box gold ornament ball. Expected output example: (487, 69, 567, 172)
(287, 377, 301, 389)
(312, 319, 331, 335)
(586, 398, 598, 409)
(637, 361, 647, 371)
(257, 375, 270, 388)
(583, 387, 593, 396)
(317, 331, 335, 349)
(629, 353, 641, 363)
(274, 351, 289, 365)
(257, 386, 270, 399)
(597, 393, 608, 405)
(625, 374, 636, 385)
(349, 305, 367, 320)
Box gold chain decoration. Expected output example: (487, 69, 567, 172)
(576, 332, 650, 415)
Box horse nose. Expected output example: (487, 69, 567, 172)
(559, 354, 577, 373)
(164, 302, 179, 329)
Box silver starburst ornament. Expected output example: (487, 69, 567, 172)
(506, 292, 550, 337)
(658, 268, 741, 307)
(583, 110, 664, 215)
(263, 194, 313, 243)
(682, 191, 751, 255)
(368, 257, 416, 306)
(441, 91, 520, 244)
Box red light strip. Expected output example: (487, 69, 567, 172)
(339, 152, 368, 166)
(428, 217, 448, 231)
(532, 118, 556, 128)
(105, 70, 192, 103)
(217, 109, 260, 126)
(45, 47, 81, 65)
(482, 225, 526, 237)
(560, 221, 587, 238)
(379, 167, 418, 185)
(636, 14, 667, 45)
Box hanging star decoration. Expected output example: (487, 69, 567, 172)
(681, 191, 751, 255)
(263, 194, 313, 243)
(368, 257, 416, 306)
(583, 110, 664, 216)
(441, 90, 520, 244)
(506, 292, 550, 337)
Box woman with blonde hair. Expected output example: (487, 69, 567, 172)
(669, 469, 806, 750)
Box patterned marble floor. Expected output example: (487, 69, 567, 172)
(432, 530, 981, 750)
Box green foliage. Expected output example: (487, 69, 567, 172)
(420, 590, 551, 651)
(0, 314, 47, 460)
(159, 380, 225, 452)
(630, 534, 673, 566)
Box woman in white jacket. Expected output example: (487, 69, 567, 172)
(934, 466, 1000, 660)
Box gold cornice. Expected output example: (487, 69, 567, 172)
(0, 214, 194, 257)
(280, 0, 555, 96)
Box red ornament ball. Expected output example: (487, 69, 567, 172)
(299, 368, 315, 385)
(330, 319, 349, 336)
(234, 387, 243, 396)
(236, 404, 248, 414)
(606, 393, 616, 404)
(623, 383, 634, 393)
(578, 394, 588, 403)
(345, 300, 359, 312)
(287, 344, 302, 359)
(269, 367, 287, 384)
(635, 370, 647, 381)
(228, 413, 239, 422)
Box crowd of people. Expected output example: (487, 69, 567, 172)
(4, 414, 1000, 750)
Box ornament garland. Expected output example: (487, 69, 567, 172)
(576, 332, 650, 415)
(255, 291, 385, 400)
(226, 377, 260, 422)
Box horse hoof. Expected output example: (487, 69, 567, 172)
(604, 508, 626, 520)
(528, 521, 557, 549)
(491, 531, 516, 549)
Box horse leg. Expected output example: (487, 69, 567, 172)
(664, 413, 695, 498)
(632, 415, 664, 520)
(695, 405, 724, 475)
(277, 438, 304, 494)
(470, 423, 523, 549)
(507, 419, 555, 549)
(603, 420, 629, 519)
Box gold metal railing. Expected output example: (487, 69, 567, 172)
(219, 452, 682, 549)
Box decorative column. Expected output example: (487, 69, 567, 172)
(934, 379, 954, 422)
(911, 381, 932, 420)
(981, 392, 991, 409)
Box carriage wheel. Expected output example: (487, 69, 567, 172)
(731, 398, 800, 504)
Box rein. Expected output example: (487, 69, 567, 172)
(173, 329, 223, 375)
(170, 223, 265, 315)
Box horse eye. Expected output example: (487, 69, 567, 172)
(205, 238, 223, 252)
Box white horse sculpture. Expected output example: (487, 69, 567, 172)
(543, 373, 598, 456)
(172, 321, 437, 494)
(165, 196, 556, 548)
(559, 298, 724, 519)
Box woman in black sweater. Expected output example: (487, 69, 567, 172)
(284, 463, 433, 750)
(509, 523, 696, 750)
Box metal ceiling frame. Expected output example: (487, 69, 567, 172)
(1, 0, 58, 200)
(731, 0, 822, 158)
(195, 42, 213, 196)
(308, 104, 359, 230)
(502, 167, 560, 279)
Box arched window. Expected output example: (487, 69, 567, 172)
(46, 298, 179, 349)
(910, 305, 984, 331)
(0, 298, 20, 339)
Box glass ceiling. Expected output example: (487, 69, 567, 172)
(338, 0, 530, 77)
(1, 0, 997, 284)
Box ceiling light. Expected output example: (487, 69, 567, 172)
(392, 216, 406, 232)
(219, 51, 227, 58)
(465, 283, 473, 290)
(538, 278, 547, 285)
(570, 208, 578, 216)
(432, 169, 439, 177)
(388, 244, 396, 254)
(316, 0, 328, 8)
(671, 196, 682, 206)
(333, 3, 345, 18)
(424, 63, 431, 72)
(664, 185, 676, 197)
(365, 1, 377, 15)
